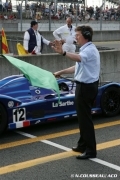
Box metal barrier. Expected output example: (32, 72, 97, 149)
(0, 36, 55, 54)
(0, 50, 120, 83)
(0, 36, 23, 54)
(7, 37, 23, 55)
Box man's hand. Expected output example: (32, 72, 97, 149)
(25, 50, 28, 54)
(60, 39, 65, 44)
(52, 40, 63, 54)
(53, 72, 62, 78)
(49, 41, 54, 46)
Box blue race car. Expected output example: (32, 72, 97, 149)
(0, 74, 120, 134)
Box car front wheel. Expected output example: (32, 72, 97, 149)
(101, 87, 120, 117)
(0, 104, 7, 134)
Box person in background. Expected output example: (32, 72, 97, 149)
(13, 14, 17, 20)
(52, 25, 100, 160)
(7, 1, 12, 14)
(0, 13, 4, 20)
(4, 13, 8, 20)
(23, 20, 53, 54)
(26, 3, 30, 19)
(17, 4, 21, 19)
(53, 17, 76, 53)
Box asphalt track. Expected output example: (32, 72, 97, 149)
(94, 41, 120, 51)
(0, 114, 120, 180)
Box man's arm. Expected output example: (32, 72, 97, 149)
(53, 30, 61, 40)
(54, 66, 75, 78)
(53, 26, 64, 40)
(42, 36, 51, 45)
(23, 31, 30, 52)
(64, 52, 81, 62)
(52, 40, 81, 62)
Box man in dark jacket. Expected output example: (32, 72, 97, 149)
(23, 20, 52, 54)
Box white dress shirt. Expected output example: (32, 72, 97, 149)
(74, 42, 100, 83)
(53, 24, 76, 53)
(23, 29, 50, 53)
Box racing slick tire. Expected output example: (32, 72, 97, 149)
(0, 104, 7, 134)
(101, 87, 120, 117)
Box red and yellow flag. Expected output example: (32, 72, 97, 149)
(1, 28, 9, 54)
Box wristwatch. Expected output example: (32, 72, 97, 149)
(63, 51, 66, 56)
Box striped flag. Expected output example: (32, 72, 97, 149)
(1, 28, 9, 54)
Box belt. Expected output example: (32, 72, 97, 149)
(75, 80, 99, 85)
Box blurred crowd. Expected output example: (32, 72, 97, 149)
(0, 1, 120, 21)
(0, 0, 17, 20)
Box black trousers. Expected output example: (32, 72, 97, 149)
(75, 80, 99, 155)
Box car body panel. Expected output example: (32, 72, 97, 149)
(0, 75, 120, 132)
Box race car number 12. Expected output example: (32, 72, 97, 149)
(13, 108, 26, 122)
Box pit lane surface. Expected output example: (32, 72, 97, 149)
(0, 115, 120, 180)
(94, 41, 120, 51)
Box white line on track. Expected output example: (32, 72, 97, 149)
(15, 130, 120, 172)
(15, 130, 71, 151)
(14, 131, 36, 138)
(90, 158, 120, 172)
(41, 140, 71, 151)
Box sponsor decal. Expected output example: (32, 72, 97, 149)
(8, 101, 14, 108)
(64, 115, 70, 118)
(91, 111, 96, 114)
(34, 96, 41, 100)
(35, 120, 41, 124)
(35, 89, 41, 94)
(52, 100, 74, 107)
(72, 114, 77, 116)
(29, 86, 38, 90)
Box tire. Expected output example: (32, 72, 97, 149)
(59, 83, 69, 91)
(0, 104, 7, 134)
(101, 87, 120, 117)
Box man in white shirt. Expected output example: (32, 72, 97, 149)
(23, 21, 52, 54)
(52, 25, 100, 160)
(53, 17, 76, 53)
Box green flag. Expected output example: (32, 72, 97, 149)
(3, 55, 60, 100)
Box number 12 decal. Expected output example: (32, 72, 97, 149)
(13, 108, 26, 122)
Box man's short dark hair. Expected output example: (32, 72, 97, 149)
(31, 20, 38, 27)
(75, 25, 93, 41)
